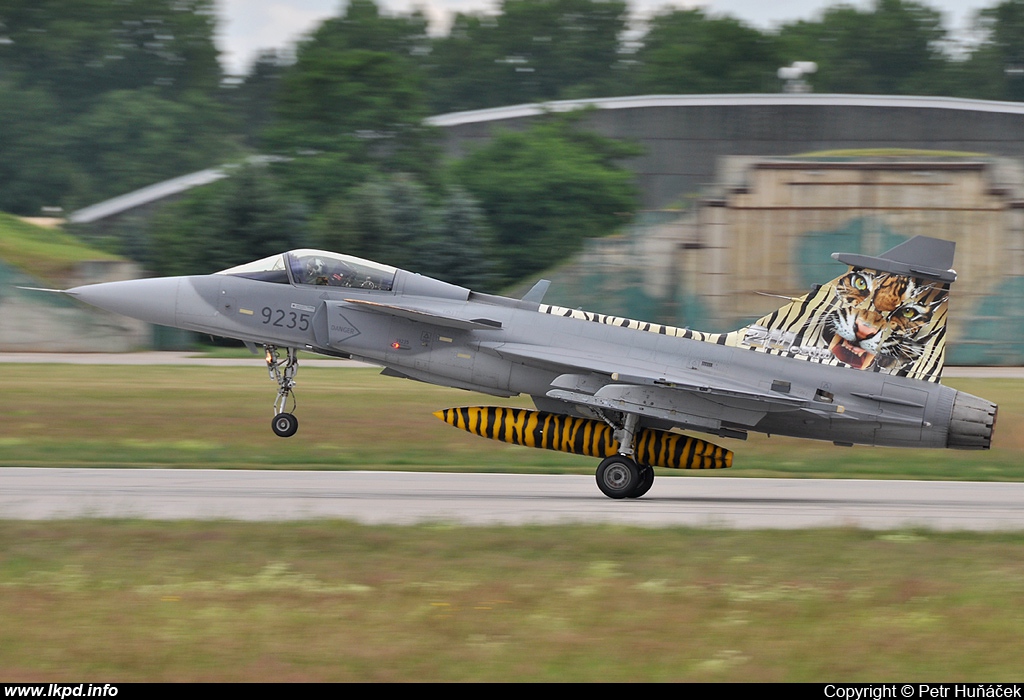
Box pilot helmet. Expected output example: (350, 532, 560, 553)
(306, 257, 325, 280)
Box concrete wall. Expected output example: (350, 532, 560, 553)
(0, 260, 150, 352)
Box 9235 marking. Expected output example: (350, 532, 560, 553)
(261, 307, 310, 331)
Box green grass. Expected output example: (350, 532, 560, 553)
(188, 343, 264, 359)
(1, 364, 1020, 480)
(1, 521, 1023, 681)
(189, 343, 354, 360)
(0, 212, 121, 284)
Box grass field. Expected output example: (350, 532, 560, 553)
(2, 363, 1020, 480)
(0, 213, 121, 284)
(1, 521, 1023, 681)
(3, 364, 1023, 681)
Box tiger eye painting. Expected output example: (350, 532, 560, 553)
(825, 270, 948, 372)
(733, 246, 953, 384)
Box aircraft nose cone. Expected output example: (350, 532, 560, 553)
(66, 277, 182, 327)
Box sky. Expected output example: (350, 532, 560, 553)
(217, 0, 994, 75)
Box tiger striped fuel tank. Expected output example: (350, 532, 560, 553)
(433, 406, 732, 470)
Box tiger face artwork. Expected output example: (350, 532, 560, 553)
(826, 269, 949, 371)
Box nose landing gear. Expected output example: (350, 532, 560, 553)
(272, 411, 298, 438)
(265, 345, 299, 437)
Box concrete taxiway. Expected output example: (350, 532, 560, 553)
(2, 468, 1023, 530)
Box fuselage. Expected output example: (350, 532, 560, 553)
(67, 252, 995, 451)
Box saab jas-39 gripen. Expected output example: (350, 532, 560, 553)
(59, 235, 997, 499)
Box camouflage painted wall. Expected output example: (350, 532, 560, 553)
(0, 260, 151, 352)
(540, 156, 1024, 365)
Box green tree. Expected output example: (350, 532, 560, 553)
(425, 0, 630, 113)
(963, 0, 1024, 100)
(421, 187, 498, 291)
(423, 13, 508, 113)
(777, 0, 948, 94)
(68, 89, 238, 208)
(302, 0, 429, 56)
(0, 0, 230, 215)
(311, 176, 498, 289)
(227, 49, 288, 146)
(312, 179, 388, 261)
(634, 9, 780, 94)
(311, 175, 428, 271)
(451, 112, 639, 283)
(0, 80, 79, 215)
(0, 0, 222, 112)
(271, 49, 425, 148)
(147, 163, 308, 276)
(264, 0, 437, 205)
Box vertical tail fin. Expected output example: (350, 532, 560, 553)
(727, 236, 955, 382)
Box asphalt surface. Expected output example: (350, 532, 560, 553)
(2, 468, 1023, 530)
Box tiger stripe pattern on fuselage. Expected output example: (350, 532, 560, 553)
(537, 266, 950, 383)
(433, 406, 733, 469)
(538, 304, 729, 345)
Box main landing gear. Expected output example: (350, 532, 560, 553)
(596, 456, 654, 499)
(265, 345, 299, 437)
(594, 412, 655, 499)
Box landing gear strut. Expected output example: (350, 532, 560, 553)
(594, 412, 655, 499)
(265, 345, 299, 437)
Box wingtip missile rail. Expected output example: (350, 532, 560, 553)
(434, 406, 733, 470)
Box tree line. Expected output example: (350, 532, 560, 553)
(4, 0, 1024, 289)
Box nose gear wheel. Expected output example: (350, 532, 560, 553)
(272, 411, 298, 438)
(265, 345, 299, 437)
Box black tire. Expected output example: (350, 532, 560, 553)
(596, 455, 640, 499)
(627, 466, 655, 498)
(271, 412, 298, 438)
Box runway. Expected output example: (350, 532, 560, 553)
(2, 468, 1023, 530)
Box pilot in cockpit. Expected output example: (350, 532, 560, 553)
(306, 257, 328, 285)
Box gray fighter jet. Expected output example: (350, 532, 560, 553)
(62, 235, 997, 498)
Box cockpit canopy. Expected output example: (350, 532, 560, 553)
(216, 250, 397, 291)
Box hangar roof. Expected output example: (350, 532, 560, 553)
(426, 93, 1024, 127)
